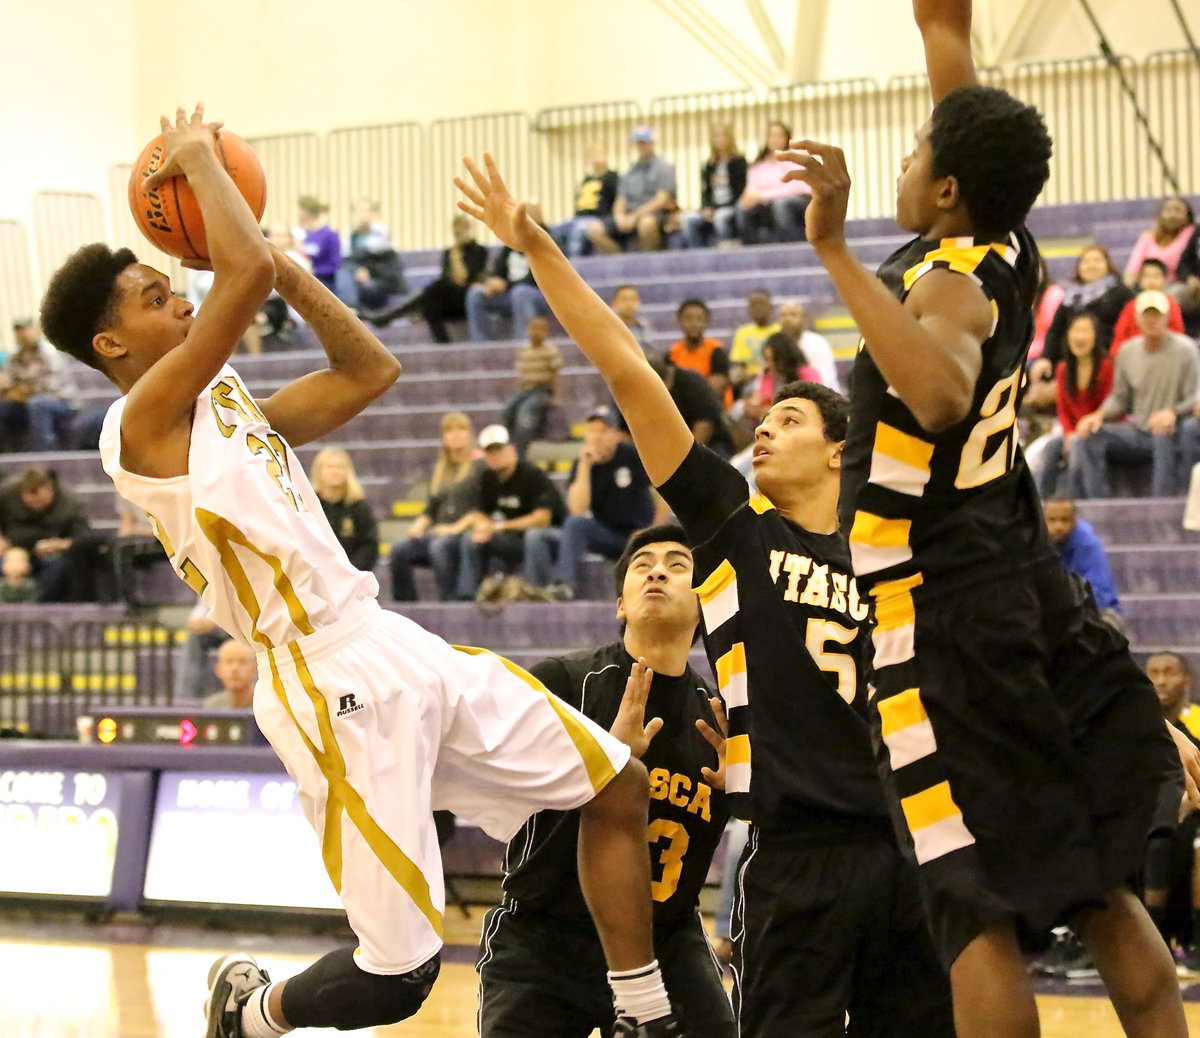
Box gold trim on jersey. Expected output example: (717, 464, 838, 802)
(900, 780, 976, 865)
(725, 733, 751, 795)
(901, 239, 997, 293)
(452, 645, 618, 794)
(266, 645, 444, 937)
(694, 559, 739, 633)
(749, 492, 774, 515)
(848, 512, 912, 577)
(869, 423, 934, 498)
(195, 509, 316, 649)
(869, 572, 923, 669)
(715, 643, 748, 710)
(877, 687, 938, 769)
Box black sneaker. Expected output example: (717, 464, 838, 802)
(613, 1013, 683, 1037)
(204, 954, 272, 1038)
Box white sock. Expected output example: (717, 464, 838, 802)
(239, 983, 291, 1037)
(607, 960, 671, 1023)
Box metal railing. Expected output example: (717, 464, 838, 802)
(1, 49, 1194, 302)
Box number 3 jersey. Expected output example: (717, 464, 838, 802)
(657, 443, 889, 833)
(99, 365, 377, 647)
(840, 227, 1048, 598)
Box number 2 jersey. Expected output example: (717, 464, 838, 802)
(99, 365, 377, 647)
(840, 228, 1048, 599)
(657, 443, 889, 834)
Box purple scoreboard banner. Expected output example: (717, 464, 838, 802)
(143, 771, 341, 909)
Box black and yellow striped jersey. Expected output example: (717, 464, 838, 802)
(659, 444, 890, 833)
(840, 228, 1049, 600)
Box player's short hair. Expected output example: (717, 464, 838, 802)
(772, 380, 849, 442)
(676, 298, 709, 318)
(929, 85, 1052, 238)
(613, 524, 691, 596)
(1148, 650, 1192, 677)
(40, 243, 138, 373)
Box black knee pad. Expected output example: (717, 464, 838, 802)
(280, 946, 440, 1029)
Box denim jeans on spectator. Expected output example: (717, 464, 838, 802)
(28, 396, 76, 451)
(1074, 422, 1181, 498)
(502, 386, 554, 456)
(466, 283, 551, 341)
(389, 532, 460, 601)
(550, 515, 630, 589)
(522, 527, 561, 588)
(0, 399, 28, 451)
(1180, 417, 1200, 488)
(456, 529, 528, 600)
(682, 206, 740, 249)
(556, 217, 600, 258)
(1032, 430, 1077, 500)
(738, 196, 810, 245)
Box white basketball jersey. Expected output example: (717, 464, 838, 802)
(100, 365, 377, 648)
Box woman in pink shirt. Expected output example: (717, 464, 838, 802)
(1123, 195, 1196, 284)
(737, 122, 812, 245)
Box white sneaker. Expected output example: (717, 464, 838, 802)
(203, 954, 272, 1038)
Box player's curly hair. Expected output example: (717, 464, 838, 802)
(773, 380, 849, 442)
(929, 85, 1052, 239)
(613, 524, 691, 596)
(40, 243, 138, 374)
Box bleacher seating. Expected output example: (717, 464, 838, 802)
(0, 195, 1193, 729)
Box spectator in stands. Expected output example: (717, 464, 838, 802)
(1042, 498, 1122, 628)
(502, 315, 562, 457)
(737, 121, 811, 245)
(456, 424, 566, 600)
(776, 300, 840, 391)
(1112, 259, 1186, 353)
(203, 639, 257, 710)
(1143, 651, 1200, 971)
(243, 225, 310, 354)
(175, 601, 225, 701)
(586, 126, 677, 254)
(390, 411, 483, 602)
(110, 494, 166, 607)
(369, 215, 488, 342)
(1031, 313, 1114, 499)
(310, 447, 379, 572)
(733, 333, 819, 428)
(729, 289, 780, 384)
(1175, 217, 1200, 337)
(646, 357, 734, 458)
(0, 546, 36, 603)
(528, 405, 654, 600)
(0, 467, 96, 602)
(336, 199, 405, 312)
(559, 144, 619, 257)
(669, 299, 731, 405)
(1033, 244, 1134, 378)
(1124, 196, 1196, 286)
(1074, 290, 1200, 498)
(466, 203, 552, 341)
(0, 318, 81, 451)
(296, 195, 341, 292)
(611, 284, 655, 357)
(682, 124, 747, 250)
(1029, 256, 1065, 364)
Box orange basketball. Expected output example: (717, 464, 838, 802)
(127, 130, 267, 261)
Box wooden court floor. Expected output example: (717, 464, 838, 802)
(2, 913, 1199, 1037)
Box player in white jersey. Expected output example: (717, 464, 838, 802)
(39, 106, 683, 1038)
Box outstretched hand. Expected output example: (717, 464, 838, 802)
(454, 154, 549, 255)
(695, 697, 730, 791)
(144, 104, 223, 190)
(609, 659, 664, 759)
(775, 139, 851, 249)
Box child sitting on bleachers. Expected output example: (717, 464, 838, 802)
(0, 546, 36, 603)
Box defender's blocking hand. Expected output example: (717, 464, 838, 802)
(610, 659, 664, 758)
(454, 154, 549, 255)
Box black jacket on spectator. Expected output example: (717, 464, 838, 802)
(318, 497, 379, 572)
(700, 155, 748, 210)
(1042, 278, 1135, 367)
(443, 240, 489, 285)
(573, 170, 619, 218)
(425, 463, 484, 526)
(347, 228, 405, 298)
(488, 248, 538, 289)
(480, 460, 567, 527)
(0, 479, 89, 551)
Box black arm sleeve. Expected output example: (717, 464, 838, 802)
(656, 441, 751, 546)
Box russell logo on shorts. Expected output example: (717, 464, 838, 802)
(336, 693, 365, 718)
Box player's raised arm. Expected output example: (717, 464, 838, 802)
(119, 106, 275, 445)
(258, 247, 401, 446)
(914, 0, 977, 103)
(454, 154, 694, 487)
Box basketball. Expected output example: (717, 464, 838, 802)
(127, 130, 267, 261)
